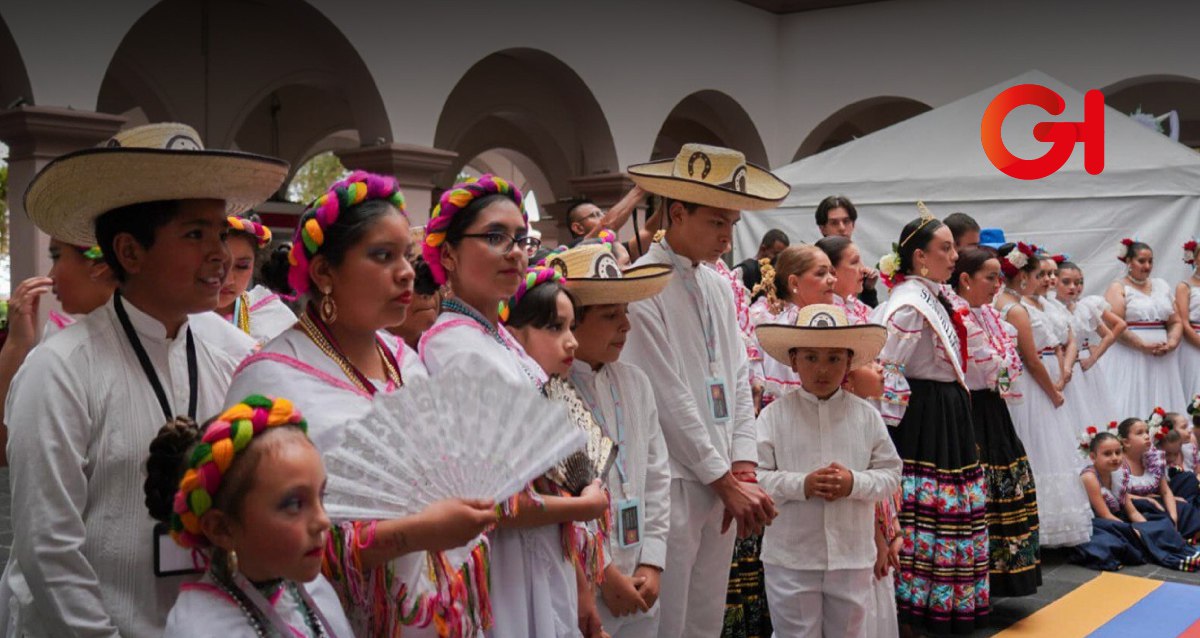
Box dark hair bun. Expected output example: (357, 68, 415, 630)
(144, 417, 201, 524)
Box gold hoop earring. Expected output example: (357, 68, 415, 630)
(319, 294, 338, 324)
(227, 549, 239, 575)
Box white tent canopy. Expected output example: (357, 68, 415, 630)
(736, 70, 1200, 297)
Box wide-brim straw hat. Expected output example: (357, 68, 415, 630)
(548, 243, 673, 305)
(757, 303, 886, 370)
(627, 143, 790, 211)
(26, 122, 289, 246)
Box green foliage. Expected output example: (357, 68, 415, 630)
(287, 151, 349, 206)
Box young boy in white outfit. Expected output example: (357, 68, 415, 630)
(755, 304, 902, 638)
(555, 240, 675, 637)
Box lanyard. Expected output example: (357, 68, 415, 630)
(113, 292, 197, 421)
(660, 241, 719, 370)
(571, 368, 629, 489)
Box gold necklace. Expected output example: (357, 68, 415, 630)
(299, 311, 401, 394)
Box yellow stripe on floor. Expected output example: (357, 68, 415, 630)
(994, 572, 1162, 638)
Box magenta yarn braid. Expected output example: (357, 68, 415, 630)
(287, 170, 406, 294)
(512, 265, 566, 307)
(227, 215, 273, 248)
(422, 174, 525, 285)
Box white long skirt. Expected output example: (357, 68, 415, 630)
(1007, 352, 1093, 547)
(1100, 325, 1185, 421)
(1181, 339, 1200, 402)
(1063, 346, 1119, 428)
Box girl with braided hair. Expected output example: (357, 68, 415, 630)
(229, 171, 498, 638)
(216, 213, 296, 345)
(143, 397, 353, 637)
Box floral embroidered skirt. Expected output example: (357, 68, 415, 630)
(889, 379, 990, 635)
(970, 388, 1041, 597)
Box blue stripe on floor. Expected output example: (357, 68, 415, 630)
(1086, 581, 1200, 637)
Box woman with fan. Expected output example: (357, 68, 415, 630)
(227, 171, 499, 638)
(420, 175, 612, 638)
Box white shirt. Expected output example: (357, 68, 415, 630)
(569, 360, 671, 573)
(164, 573, 354, 638)
(623, 240, 757, 484)
(4, 295, 255, 638)
(419, 308, 547, 388)
(225, 285, 297, 346)
(877, 278, 966, 425)
(756, 387, 902, 571)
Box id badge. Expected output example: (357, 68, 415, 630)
(617, 497, 643, 548)
(706, 376, 730, 423)
(153, 523, 203, 577)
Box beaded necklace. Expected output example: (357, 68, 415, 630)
(233, 292, 252, 335)
(214, 576, 328, 637)
(440, 297, 541, 387)
(299, 304, 401, 395)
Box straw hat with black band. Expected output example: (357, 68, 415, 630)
(25, 122, 289, 246)
(756, 303, 886, 371)
(627, 143, 790, 211)
(548, 242, 673, 305)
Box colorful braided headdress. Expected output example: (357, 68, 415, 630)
(287, 170, 406, 294)
(513, 265, 566, 307)
(227, 215, 272, 248)
(77, 245, 103, 260)
(422, 174, 524, 285)
(170, 395, 308, 549)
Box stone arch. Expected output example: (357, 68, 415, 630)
(794, 96, 931, 161)
(0, 14, 34, 110)
(651, 90, 768, 165)
(1102, 74, 1200, 148)
(433, 47, 619, 211)
(96, 0, 391, 180)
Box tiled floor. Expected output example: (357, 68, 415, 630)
(0, 466, 1195, 636)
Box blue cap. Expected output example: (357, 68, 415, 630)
(980, 228, 1006, 248)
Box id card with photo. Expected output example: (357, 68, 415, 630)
(617, 497, 643, 548)
(706, 376, 730, 423)
(153, 523, 203, 577)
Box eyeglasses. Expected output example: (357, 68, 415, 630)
(461, 231, 542, 254)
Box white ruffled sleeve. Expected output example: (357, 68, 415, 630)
(878, 306, 923, 426)
(1076, 295, 1111, 333)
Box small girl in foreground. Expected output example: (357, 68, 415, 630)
(1072, 430, 1200, 572)
(755, 304, 902, 637)
(143, 396, 353, 637)
(1120, 415, 1200, 541)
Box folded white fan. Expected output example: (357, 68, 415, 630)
(322, 373, 585, 521)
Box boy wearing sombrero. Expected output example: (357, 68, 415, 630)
(4, 123, 286, 636)
(620, 143, 788, 637)
(548, 239, 673, 638)
(754, 304, 901, 638)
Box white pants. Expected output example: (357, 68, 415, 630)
(658, 479, 736, 638)
(596, 598, 660, 638)
(764, 564, 873, 638)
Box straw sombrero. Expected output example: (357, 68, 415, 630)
(549, 243, 673, 305)
(627, 143, 790, 211)
(756, 304, 885, 370)
(25, 122, 289, 246)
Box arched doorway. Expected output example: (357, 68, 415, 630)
(96, 0, 390, 185)
(794, 96, 930, 161)
(434, 48, 619, 244)
(1103, 74, 1200, 149)
(651, 90, 768, 165)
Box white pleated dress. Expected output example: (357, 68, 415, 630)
(1100, 279, 1185, 420)
(1063, 296, 1120, 427)
(1002, 299, 1092, 547)
(1181, 284, 1200, 400)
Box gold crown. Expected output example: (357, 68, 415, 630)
(900, 200, 938, 247)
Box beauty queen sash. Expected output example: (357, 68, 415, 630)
(882, 280, 967, 387)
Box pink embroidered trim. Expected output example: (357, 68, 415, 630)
(48, 310, 74, 330)
(235, 352, 371, 398)
(418, 317, 478, 361)
(249, 293, 281, 312)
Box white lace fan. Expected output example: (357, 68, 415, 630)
(321, 373, 586, 521)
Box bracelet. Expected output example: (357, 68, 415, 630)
(733, 470, 758, 483)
